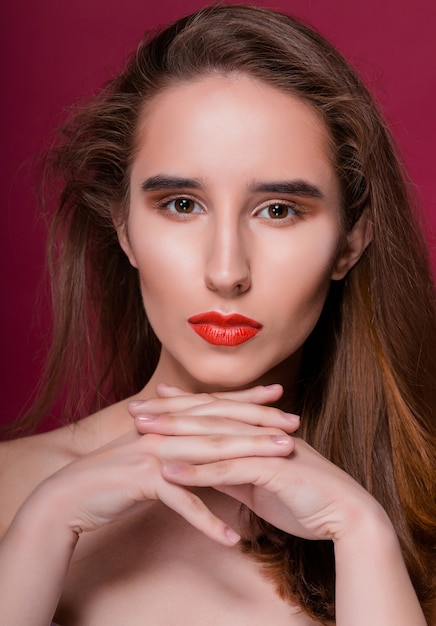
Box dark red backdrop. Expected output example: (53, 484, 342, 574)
(1, 0, 435, 428)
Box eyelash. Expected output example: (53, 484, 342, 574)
(155, 195, 204, 216)
(254, 201, 301, 221)
(154, 195, 303, 222)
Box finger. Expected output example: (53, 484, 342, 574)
(129, 384, 285, 417)
(156, 382, 284, 404)
(135, 413, 286, 436)
(155, 383, 192, 397)
(133, 399, 299, 434)
(134, 413, 299, 436)
(156, 383, 283, 403)
(141, 432, 295, 463)
(156, 480, 240, 546)
(161, 456, 284, 489)
(176, 399, 299, 430)
(208, 384, 284, 404)
(129, 393, 220, 416)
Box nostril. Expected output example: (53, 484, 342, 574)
(236, 280, 250, 294)
(205, 272, 251, 296)
(204, 232, 251, 295)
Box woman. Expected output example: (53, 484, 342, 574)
(0, 5, 434, 625)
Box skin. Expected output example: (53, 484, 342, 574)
(120, 75, 364, 394)
(0, 75, 427, 626)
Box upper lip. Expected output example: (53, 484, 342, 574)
(188, 311, 262, 328)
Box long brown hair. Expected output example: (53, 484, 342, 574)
(6, 5, 436, 622)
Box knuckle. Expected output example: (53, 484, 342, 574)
(183, 490, 205, 513)
(260, 404, 283, 421)
(207, 434, 226, 447)
(159, 412, 175, 429)
(213, 460, 230, 478)
(142, 432, 164, 451)
(206, 415, 222, 428)
(190, 392, 214, 405)
(138, 453, 161, 473)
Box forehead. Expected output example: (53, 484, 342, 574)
(132, 75, 336, 192)
(138, 74, 330, 143)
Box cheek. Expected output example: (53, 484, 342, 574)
(128, 229, 199, 304)
(271, 222, 340, 287)
(269, 226, 341, 323)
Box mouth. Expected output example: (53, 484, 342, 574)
(188, 311, 263, 346)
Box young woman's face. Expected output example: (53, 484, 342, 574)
(121, 75, 359, 391)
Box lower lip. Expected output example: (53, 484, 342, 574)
(188, 323, 261, 346)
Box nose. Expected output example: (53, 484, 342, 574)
(204, 217, 251, 297)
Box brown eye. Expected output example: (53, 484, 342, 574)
(269, 204, 287, 218)
(174, 198, 196, 213)
(162, 197, 202, 215)
(256, 202, 300, 222)
(267, 203, 294, 219)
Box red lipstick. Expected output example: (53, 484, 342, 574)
(188, 311, 263, 346)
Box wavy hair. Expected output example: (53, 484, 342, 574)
(6, 5, 435, 623)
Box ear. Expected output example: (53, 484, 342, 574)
(332, 209, 372, 280)
(113, 211, 138, 269)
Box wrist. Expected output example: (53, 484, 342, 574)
(0, 482, 79, 626)
(333, 490, 395, 545)
(333, 502, 426, 626)
(14, 478, 81, 550)
(336, 507, 398, 557)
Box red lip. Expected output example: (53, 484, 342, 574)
(188, 311, 263, 346)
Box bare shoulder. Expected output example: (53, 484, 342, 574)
(0, 398, 133, 539)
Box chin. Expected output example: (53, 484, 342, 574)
(185, 363, 275, 392)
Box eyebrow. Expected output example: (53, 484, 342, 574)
(141, 175, 202, 191)
(141, 175, 325, 199)
(248, 180, 324, 199)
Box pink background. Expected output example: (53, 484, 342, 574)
(1, 0, 435, 428)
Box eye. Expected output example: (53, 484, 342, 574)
(164, 197, 202, 214)
(256, 202, 298, 220)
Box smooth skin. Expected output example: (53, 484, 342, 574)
(0, 76, 427, 625)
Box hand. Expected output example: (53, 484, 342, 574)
(162, 436, 387, 542)
(129, 382, 300, 438)
(130, 385, 425, 626)
(28, 385, 298, 546)
(131, 384, 385, 543)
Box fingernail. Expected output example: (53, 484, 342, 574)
(264, 384, 282, 390)
(272, 435, 292, 445)
(135, 414, 157, 422)
(162, 462, 182, 474)
(224, 527, 241, 544)
(128, 400, 148, 408)
(280, 411, 300, 422)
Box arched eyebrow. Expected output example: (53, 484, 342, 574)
(249, 180, 325, 199)
(141, 175, 202, 191)
(141, 175, 325, 199)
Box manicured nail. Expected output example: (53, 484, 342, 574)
(224, 527, 241, 544)
(135, 414, 157, 422)
(128, 400, 148, 408)
(162, 462, 182, 474)
(272, 435, 292, 445)
(281, 411, 300, 422)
